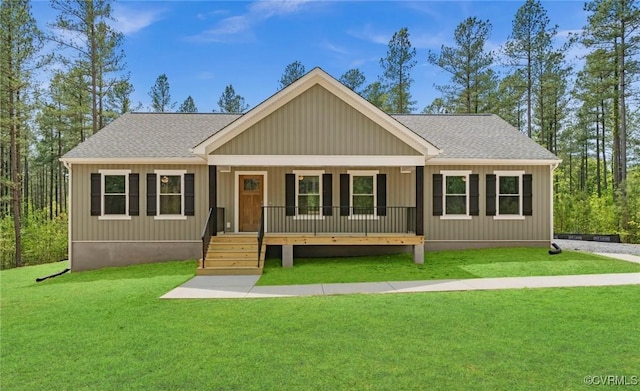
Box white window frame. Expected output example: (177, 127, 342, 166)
(293, 170, 324, 220)
(440, 170, 472, 220)
(494, 170, 525, 220)
(98, 169, 131, 220)
(154, 169, 187, 220)
(348, 170, 378, 220)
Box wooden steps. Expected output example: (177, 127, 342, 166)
(197, 235, 265, 276)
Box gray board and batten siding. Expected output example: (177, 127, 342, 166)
(424, 165, 552, 250)
(213, 85, 423, 156)
(71, 164, 207, 270)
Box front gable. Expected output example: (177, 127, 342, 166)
(214, 84, 421, 156)
(192, 68, 440, 165)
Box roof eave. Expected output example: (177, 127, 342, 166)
(59, 157, 208, 165)
(427, 158, 562, 166)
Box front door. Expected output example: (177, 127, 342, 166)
(239, 175, 263, 232)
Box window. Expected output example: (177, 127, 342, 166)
(104, 175, 126, 215)
(98, 170, 131, 220)
(349, 170, 377, 217)
(442, 171, 471, 218)
(494, 171, 524, 219)
(294, 170, 323, 217)
(155, 170, 187, 220)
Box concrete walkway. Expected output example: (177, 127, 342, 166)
(161, 252, 640, 299)
(595, 253, 640, 264)
(161, 272, 640, 299)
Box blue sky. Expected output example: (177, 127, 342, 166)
(31, 1, 589, 113)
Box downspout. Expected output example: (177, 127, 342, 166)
(549, 161, 560, 244)
(62, 160, 72, 271)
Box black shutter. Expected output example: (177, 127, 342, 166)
(432, 174, 443, 216)
(285, 173, 295, 216)
(469, 174, 479, 216)
(184, 173, 195, 216)
(523, 174, 533, 216)
(376, 174, 387, 216)
(90, 173, 101, 216)
(340, 174, 349, 216)
(486, 174, 496, 216)
(147, 173, 157, 216)
(129, 174, 139, 216)
(322, 174, 332, 216)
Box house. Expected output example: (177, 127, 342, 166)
(61, 67, 561, 273)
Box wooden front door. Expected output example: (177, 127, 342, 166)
(239, 175, 264, 232)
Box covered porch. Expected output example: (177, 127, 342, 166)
(199, 164, 426, 275)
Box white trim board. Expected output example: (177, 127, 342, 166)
(60, 157, 207, 165)
(209, 155, 424, 167)
(427, 158, 562, 166)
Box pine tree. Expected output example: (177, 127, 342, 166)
(427, 17, 496, 113)
(178, 96, 198, 113)
(362, 81, 392, 112)
(217, 85, 249, 113)
(582, 0, 640, 189)
(0, 0, 47, 266)
(380, 27, 417, 113)
(106, 78, 137, 121)
(50, 0, 126, 134)
(148, 74, 175, 112)
(339, 68, 366, 93)
(278, 61, 306, 90)
(503, 0, 558, 138)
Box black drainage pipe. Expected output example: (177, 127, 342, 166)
(36, 268, 70, 282)
(548, 242, 562, 255)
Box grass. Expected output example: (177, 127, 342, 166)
(1, 260, 639, 390)
(258, 247, 640, 285)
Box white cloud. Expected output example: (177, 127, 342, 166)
(196, 10, 229, 21)
(402, 2, 442, 19)
(320, 41, 349, 55)
(348, 25, 446, 49)
(410, 32, 449, 50)
(112, 4, 165, 36)
(197, 71, 216, 80)
(347, 24, 391, 45)
(188, 0, 312, 43)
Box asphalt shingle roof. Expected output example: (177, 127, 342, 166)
(393, 114, 559, 161)
(63, 113, 240, 159)
(63, 112, 559, 161)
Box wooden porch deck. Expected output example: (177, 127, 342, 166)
(197, 233, 424, 275)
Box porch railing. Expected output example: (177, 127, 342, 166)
(261, 206, 417, 235)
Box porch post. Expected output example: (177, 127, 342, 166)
(209, 165, 217, 236)
(282, 245, 294, 268)
(415, 166, 424, 236)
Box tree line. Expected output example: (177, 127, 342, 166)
(1, 0, 639, 268)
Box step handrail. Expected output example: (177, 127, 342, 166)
(257, 206, 265, 267)
(201, 207, 214, 268)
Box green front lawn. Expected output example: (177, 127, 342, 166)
(2, 261, 639, 390)
(258, 247, 640, 285)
